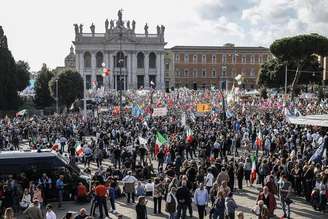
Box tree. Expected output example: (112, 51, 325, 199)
(258, 56, 322, 88)
(270, 33, 328, 97)
(15, 60, 30, 91)
(0, 47, 20, 110)
(49, 69, 83, 108)
(34, 64, 54, 108)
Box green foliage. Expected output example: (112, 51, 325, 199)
(15, 60, 30, 91)
(49, 69, 83, 107)
(260, 88, 268, 99)
(0, 47, 20, 110)
(258, 56, 322, 88)
(269, 34, 328, 98)
(34, 64, 55, 108)
(270, 33, 328, 61)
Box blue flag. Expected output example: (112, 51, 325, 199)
(132, 105, 143, 118)
(309, 142, 325, 163)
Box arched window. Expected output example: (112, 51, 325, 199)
(149, 52, 156, 68)
(137, 52, 144, 68)
(116, 51, 125, 68)
(84, 52, 91, 68)
(96, 51, 104, 68)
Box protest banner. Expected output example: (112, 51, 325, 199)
(152, 107, 168, 117)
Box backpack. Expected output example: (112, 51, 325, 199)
(165, 194, 176, 213)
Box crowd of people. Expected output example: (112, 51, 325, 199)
(0, 88, 328, 219)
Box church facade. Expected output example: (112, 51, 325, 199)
(72, 10, 166, 90)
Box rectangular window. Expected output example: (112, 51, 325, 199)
(184, 69, 188, 77)
(175, 54, 180, 63)
(212, 55, 216, 64)
(212, 70, 216, 78)
(86, 75, 91, 89)
(137, 75, 145, 89)
(258, 55, 263, 63)
(184, 54, 189, 64)
(96, 75, 103, 88)
(202, 55, 206, 64)
(222, 54, 227, 64)
(202, 69, 206, 77)
(165, 62, 169, 71)
(193, 55, 197, 64)
(222, 66, 227, 76)
(149, 75, 156, 88)
(193, 70, 197, 78)
(242, 55, 247, 64)
(250, 68, 256, 77)
(250, 55, 255, 64)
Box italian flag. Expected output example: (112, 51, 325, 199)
(75, 142, 84, 157)
(155, 132, 167, 156)
(250, 154, 257, 184)
(186, 128, 193, 143)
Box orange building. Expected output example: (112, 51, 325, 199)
(170, 44, 271, 90)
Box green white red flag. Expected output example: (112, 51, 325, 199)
(155, 132, 167, 156)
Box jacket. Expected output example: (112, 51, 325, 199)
(136, 203, 147, 219)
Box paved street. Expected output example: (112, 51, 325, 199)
(17, 141, 327, 219)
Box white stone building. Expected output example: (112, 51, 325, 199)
(72, 10, 166, 90)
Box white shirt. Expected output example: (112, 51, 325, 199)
(122, 175, 138, 184)
(46, 210, 56, 219)
(145, 182, 154, 192)
(205, 173, 214, 187)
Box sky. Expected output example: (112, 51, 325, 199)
(1, 0, 328, 71)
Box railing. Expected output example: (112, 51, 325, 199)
(81, 33, 105, 37)
(135, 34, 159, 38)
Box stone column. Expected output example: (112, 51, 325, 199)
(109, 52, 114, 89)
(104, 51, 109, 90)
(156, 52, 161, 88)
(160, 52, 165, 89)
(75, 51, 80, 73)
(144, 52, 149, 88)
(132, 52, 137, 89)
(127, 52, 132, 89)
(91, 51, 96, 85)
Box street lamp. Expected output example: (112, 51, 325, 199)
(55, 77, 59, 114)
(118, 24, 124, 115)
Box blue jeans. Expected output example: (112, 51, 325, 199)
(169, 212, 177, 219)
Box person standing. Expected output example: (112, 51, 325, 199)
(212, 191, 225, 219)
(205, 169, 214, 193)
(136, 196, 148, 219)
(166, 187, 177, 219)
(56, 175, 65, 208)
(46, 204, 57, 219)
(153, 178, 164, 214)
(108, 182, 117, 214)
(122, 171, 138, 203)
(194, 183, 208, 219)
(23, 199, 43, 219)
(176, 180, 189, 219)
(38, 173, 52, 204)
(278, 175, 292, 219)
(95, 181, 109, 218)
(257, 186, 276, 217)
(225, 192, 238, 219)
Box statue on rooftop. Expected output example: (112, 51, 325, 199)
(74, 24, 79, 35)
(105, 19, 109, 31)
(127, 20, 131, 30)
(161, 25, 165, 36)
(156, 25, 160, 35)
(132, 20, 136, 33)
(79, 24, 83, 34)
(90, 23, 95, 36)
(110, 20, 114, 29)
(144, 23, 149, 36)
